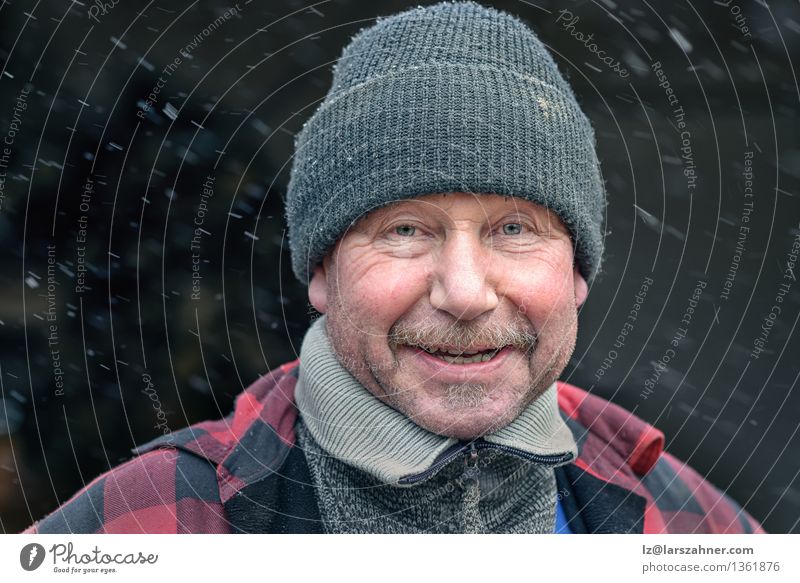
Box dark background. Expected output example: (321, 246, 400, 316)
(1, 0, 798, 533)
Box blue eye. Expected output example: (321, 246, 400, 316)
(395, 225, 416, 237)
(502, 223, 523, 235)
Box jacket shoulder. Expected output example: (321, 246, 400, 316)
(25, 448, 228, 534)
(25, 361, 302, 534)
(557, 381, 764, 534)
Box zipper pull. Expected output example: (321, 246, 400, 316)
(463, 442, 479, 479)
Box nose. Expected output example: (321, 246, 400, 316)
(428, 232, 500, 321)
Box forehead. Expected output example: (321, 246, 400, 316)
(356, 192, 565, 227)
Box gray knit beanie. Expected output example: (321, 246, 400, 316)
(286, 1, 605, 284)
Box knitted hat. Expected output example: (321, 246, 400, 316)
(286, 1, 606, 284)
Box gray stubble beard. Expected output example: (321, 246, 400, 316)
(443, 383, 489, 410)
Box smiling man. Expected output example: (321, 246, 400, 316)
(26, 1, 763, 534)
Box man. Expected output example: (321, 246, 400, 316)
(26, 1, 762, 534)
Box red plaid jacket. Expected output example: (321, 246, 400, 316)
(24, 360, 764, 534)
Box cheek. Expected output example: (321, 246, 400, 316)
(521, 290, 572, 331)
(504, 263, 576, 326)
(337, 258, 431, 330)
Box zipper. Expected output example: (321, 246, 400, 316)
(398, 438, 574, 485)
(472, 440, 575, 465)
(398, 442, 467, 485)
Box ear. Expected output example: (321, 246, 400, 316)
(308, 262, 329, 314)
(573, 264, 588, 307)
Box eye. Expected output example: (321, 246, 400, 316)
(394, 224, 416, 237)
(501, 222, 523, 235)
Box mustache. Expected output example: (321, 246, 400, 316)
(387, 316, 537, 353)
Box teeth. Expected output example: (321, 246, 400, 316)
(414, 344, 506, 364)
(432, 348, 502, 364)
(431, 348, 481, 356)
(440, 354, 479, 364)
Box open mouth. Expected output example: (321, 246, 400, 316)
(411, 345, 505, 364)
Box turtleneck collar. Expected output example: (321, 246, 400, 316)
(295, 315, 577, 485)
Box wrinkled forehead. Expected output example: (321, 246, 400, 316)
(349, 192, 570, 231)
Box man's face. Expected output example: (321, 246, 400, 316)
(308, 193, 588, 440)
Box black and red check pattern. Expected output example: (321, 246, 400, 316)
(24, 360, 764, 534)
